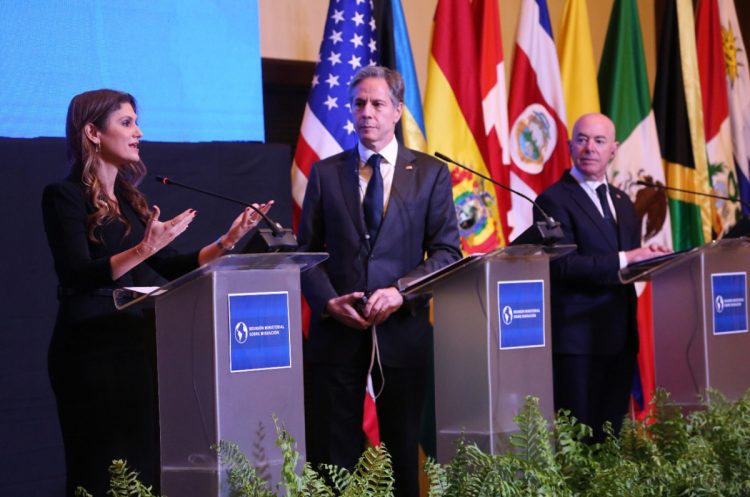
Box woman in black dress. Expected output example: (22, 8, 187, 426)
(42, 89, 272, 496)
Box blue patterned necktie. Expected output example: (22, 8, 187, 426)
(363, 153, 383, 242)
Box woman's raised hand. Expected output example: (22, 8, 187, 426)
(138, 205, 196, 256)
(221, 201, 274, 247)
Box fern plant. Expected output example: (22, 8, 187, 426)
(215, 415, 394, 497)
(74, 460, 160, 497)
(77, 388, 750, 497)
(423, 396, 573, 497)
(318, 444, 394, 497)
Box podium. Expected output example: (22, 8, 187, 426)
(620, 239, 750, 409)
(120, 253, 326, 497)
(401, 244, 572, 462)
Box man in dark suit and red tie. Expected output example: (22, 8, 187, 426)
(297, 65, 461, 497)
(533, 112, 670, 442)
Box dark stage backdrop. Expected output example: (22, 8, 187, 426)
(0, 138, 292, 496)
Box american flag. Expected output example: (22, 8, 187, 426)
(292, 0, 382, 446)
(292, 0, 379, 224)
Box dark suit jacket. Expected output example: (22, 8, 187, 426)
(533, 170, 640, 356)
(298, 146, 461, 368)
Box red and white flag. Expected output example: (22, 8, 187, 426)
(698, 0, 742, 234)
(507, 0, 570, 239)
(478, 0, 512, 242)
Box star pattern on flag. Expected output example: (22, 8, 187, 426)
(325, 73, 340, 88)
(323, 95, 338, 110)
(308, 0, 378, 149)
(328, 51, 342, 66)
(348, 54, 362, 70)
(329, 30, 343, 44)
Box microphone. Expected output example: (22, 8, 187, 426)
(154, 175, 298, 252)
(636, 179, 750, 210)
(434, 152, 563, 245)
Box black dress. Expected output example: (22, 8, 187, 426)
(42, 177, 199, 497)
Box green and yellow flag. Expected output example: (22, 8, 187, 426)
(653, 0, 712, 249)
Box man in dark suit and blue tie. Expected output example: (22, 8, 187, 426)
(533, 113, 670, 442)
(298, 66, 461, 496)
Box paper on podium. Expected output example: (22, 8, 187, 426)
(113, 286, 164, 310)
(112, 252, 328, 310)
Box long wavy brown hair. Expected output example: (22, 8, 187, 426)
(66, 89, 151, 242)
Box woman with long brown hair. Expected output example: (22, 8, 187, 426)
(42, 89, 272, 496)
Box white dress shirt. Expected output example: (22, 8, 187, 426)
(357, 136, 398, 214)
(569, 166, 629, 269)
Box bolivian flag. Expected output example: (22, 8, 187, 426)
(424, 0, 509, 253)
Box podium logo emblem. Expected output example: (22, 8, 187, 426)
(234, 321, 249, 344)
(497, 280, 545, 349)
(502, 305, 513, 325)
(711, 273, 748, 335)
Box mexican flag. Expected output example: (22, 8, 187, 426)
(598, 0, 673, 419)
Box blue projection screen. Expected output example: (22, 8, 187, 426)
(0, 1, 264, 142)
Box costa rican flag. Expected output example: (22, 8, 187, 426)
(507, 0, 570, 240)
(291, 0, 378, 228)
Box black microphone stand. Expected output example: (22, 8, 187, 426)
(636, 179, 750, 210)
(636, 179, 750, 238)
(434, 152, 563, 245)
(154, 175, 298, 252)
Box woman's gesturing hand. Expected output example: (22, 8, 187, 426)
(222, 201, 274, 247)
(139, 205, 196, 256)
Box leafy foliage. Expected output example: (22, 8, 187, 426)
(215, 414, 393, 497)
(77, 389, 750, 497)
(74, 460, 159, 497)
(424, 391, 750, 497)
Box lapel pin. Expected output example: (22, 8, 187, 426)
(405, 163, 414, 170)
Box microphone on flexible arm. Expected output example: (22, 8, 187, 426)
(635, 179, 750, 238)
(635, 179, 750, 209)
(434, 152, 563, 245)
(154, 175, 298, 252)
